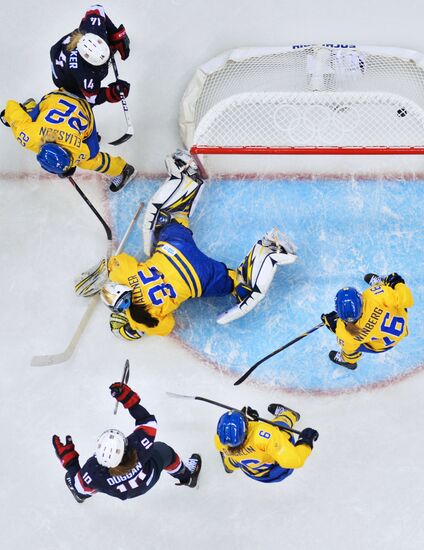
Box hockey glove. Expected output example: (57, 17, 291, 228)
(110, 312, 144, 341)
(295, 428, 319, 449)
(57, 167, 76, 179)
(0, 109, 10, 127)
(52, 435, 79, 469)
(321, 311, 338, 333)
(105, 79, 130, 103)
(109, 25, 130, 60)
(109, 382, 140, 409)
(241, 406, 259, 421)
(384, 272, 405, 289)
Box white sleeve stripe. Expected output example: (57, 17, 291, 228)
(74, 473, 96, 495)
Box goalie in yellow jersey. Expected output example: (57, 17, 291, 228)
(76, 149, 298, 340)
(215, 404, 318, 483)
(0, 90, 135, 192)
(321, 273, 414, 369)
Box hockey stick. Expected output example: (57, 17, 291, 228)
(166, 392, 301, 435)
(113, 359, 130, 415)
(30, 202, 145, 366)
(234, 322, 325, 386)
(108, 56, 134, 146)
(68, 176, 112, 244)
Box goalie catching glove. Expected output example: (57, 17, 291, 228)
(109, 312, 144, 341)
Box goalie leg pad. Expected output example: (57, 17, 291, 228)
(143, 172, 204, 256)
(217, 230, 297, 325)
(75, 258, 108, 297)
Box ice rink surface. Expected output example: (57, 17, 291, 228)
(1, 2, 424, 550)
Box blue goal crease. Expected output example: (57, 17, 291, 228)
(109, 177, 424, 392)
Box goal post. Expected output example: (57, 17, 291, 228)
(180, 45, 424, 176)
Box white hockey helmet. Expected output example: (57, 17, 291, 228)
(95, 429, 127, 468)
(77, 33, 110, 66)
(100, 281, 132, 312)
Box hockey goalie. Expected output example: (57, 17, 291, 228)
(75, 149, 298, 340)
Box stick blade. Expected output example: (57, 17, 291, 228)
(166, 391, 195, 399)
(108, 132, 134, 146)
(30, 350, 73, 367)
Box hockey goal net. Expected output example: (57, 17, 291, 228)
(179, 45, 424, 176)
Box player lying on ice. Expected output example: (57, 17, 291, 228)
(50, 4, 130, 107)
(76, 149, 298, 339)
(52, 382, 201, 502)
(0, 91, 135, 192)
(321, 273, 414, 369)
(215, 404, 318, 483)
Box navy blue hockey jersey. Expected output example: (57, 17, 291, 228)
(50, 5, 115, 104)
(67, 404, 163, 501)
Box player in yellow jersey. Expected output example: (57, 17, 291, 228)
(321, 273, 414, 369)
(75, 150, 298, 340)
(215, 404, 318, 483)
(0, 90, 135, 191)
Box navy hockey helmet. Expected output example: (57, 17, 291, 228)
(335, 287, 363, 323)
(37, 143, 71, 175)
(217, 411, 247, 448)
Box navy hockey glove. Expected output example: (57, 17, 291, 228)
(241, 406, 259, 421)
(110, 382, 140, 409)
(52, 435, 79, 469)
(105, 79, 130, 103)
(321, 311, 338, 333)
(57, 167, 76, 179)
(384, 272, 405, 289)
(109, 25, 130, 60)
(0, 109, 10, 127)
(295, 428, 319, 449)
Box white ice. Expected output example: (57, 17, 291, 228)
(1, 2, 424, 550)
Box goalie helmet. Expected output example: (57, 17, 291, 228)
(100, 282, 132, 312)
(95, 429, 127, 468)
(36, 143, 72, 175)
(335, 287, 363, 322)
(217, 411, 247, 448)
(77, 33, 110, 66)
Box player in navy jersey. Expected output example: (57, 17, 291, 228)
(52, 382, 201, 502)
(50, 4, 130, 106)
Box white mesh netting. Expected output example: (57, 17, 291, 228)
(180, 45, 424, 149)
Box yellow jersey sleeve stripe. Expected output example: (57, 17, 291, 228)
(156, 243, 202, 297)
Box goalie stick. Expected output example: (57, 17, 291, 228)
(108, 56, 134, 146)
(30, 202, 145, 367)
(113, 359, 130, 415)
(166, 392, 301, 435)
(233, 322, 325, 385)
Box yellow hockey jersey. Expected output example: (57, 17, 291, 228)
(336, 282, 414, 364)
(108, 250, 201, 336)
(4, 90, 125, 175)
(214, 412, 312, 482)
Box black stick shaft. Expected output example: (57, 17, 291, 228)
(234, 322, 325, 386)
(68, 176, 112, 241)
(114, 359, 130, 415)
